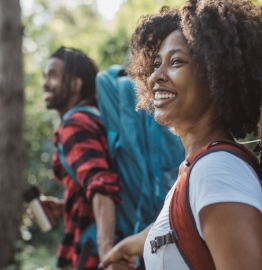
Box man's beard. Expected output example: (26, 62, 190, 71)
(45, 88, 70, 110)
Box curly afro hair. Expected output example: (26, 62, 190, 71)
(127, 0, 262, 139)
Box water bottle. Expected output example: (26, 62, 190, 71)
(23, 186, 55, 232)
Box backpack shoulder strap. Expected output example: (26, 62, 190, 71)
(187, 140, 262, 180)
(57, 142, 79, 184)
(106, 64, 123, 79)
(62, 105, 101, 122)
(169, 140, 261, 270)
(58, 105, 101, 185)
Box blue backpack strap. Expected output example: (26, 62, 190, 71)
(58, 143, 79, 184)
(62, 106, 101, 122)
(79, 223, 98, 254)
(107, 64, 123, 79)
(58, 105, 101, 185)
(79, 223, 121, 255)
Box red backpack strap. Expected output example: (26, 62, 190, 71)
(170, 140, 261, 270)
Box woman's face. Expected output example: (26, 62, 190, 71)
(148, 30, 212, 130)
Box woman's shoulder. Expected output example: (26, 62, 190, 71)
(191, 150, 260, 183)
(189, 150, 262, 212)
(189, 150, 262, 238)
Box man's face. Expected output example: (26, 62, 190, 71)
(43, 57, 69, 110)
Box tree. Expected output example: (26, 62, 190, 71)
(0, 0, 24, 267)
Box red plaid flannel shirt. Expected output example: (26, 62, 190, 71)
(52, 99, 121, 269)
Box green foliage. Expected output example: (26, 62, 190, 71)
(252, 0, 262, 4)
(20, 245, 57, 270)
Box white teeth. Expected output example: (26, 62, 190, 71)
(155, 93, 176, 100)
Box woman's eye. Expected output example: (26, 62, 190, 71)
(154, 62, 161, 69)
(172, 59, 182, 65)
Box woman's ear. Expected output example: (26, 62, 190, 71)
(71, 77, 83, 94)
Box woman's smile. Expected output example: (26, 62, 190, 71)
(153, 90, 178, 108)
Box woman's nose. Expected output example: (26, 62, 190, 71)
(148, 69, 166, 89)
(151, 67, 167, 82)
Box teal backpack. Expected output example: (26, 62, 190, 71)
(96, 65, 185, 236)
(58, 65, 185, 268)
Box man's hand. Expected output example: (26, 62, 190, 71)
(40, 196, 65, 217)
(26, 196, 65, 220)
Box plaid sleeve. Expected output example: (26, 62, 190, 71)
(59, 113, 122, 203)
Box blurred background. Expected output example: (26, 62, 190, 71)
(0, 0, 261, 269)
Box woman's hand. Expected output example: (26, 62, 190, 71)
(101, 223, 153, 269)
(101, 244, 136, 269)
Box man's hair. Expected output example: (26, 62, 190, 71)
(51, 46, 98, 101)
(127, 1, 262, 139)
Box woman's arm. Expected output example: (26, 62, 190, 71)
(200, 202, 262, 270)
(101, 223, 153, 268)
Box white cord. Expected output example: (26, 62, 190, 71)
(238, 139, 261, 145)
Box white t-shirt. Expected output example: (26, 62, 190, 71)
(143, 151, 262, 270)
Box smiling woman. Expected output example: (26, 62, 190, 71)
(100, 1, 262, 270)
(127, 2, 262, 140)
(148, 30, 210, 129)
